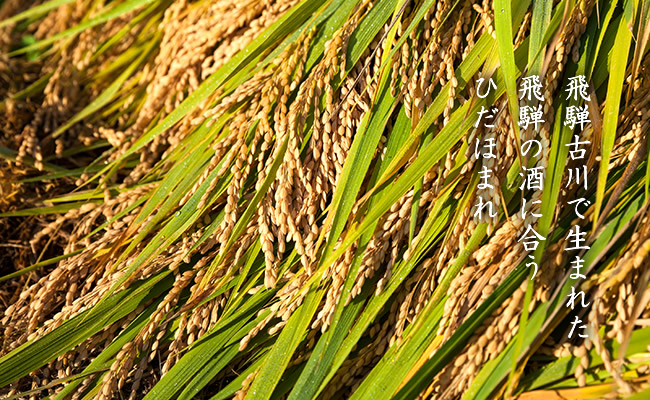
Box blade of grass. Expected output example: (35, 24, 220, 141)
(593, 0, 633, 224)
(243, 287, 325, 400)
(9, 0, 156, 56)
(0, 0, 74, 28)
(494, 0, 522, 163)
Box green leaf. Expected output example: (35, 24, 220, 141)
(49, 38, 158, 139)
(0, 0, 74, 28)
(144, 299, 272, 400)
(494, 0, 522, 157)
(244, 288, 325, 400)
(0, 272, 173, 387)
(594, 0, 633, 224)
(393, 260, 528, 400)
(528, 0, 553, 74)
(95, 0, 327, 183)
(9, 0, 156, 56)
(51, 295, 166, 400)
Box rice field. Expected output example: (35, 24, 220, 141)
(0, 0, 649, 399)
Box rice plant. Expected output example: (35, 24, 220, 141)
(0, 0, 649, 398)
